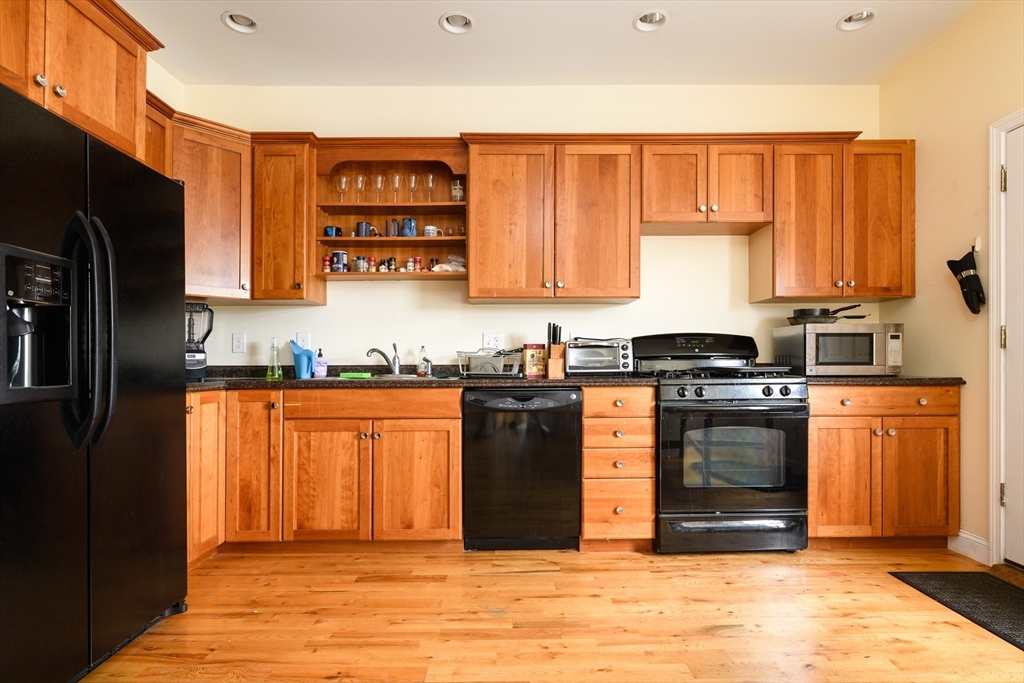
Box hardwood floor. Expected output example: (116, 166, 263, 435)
(86, 548, 1023, 683)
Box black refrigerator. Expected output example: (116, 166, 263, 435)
(0, 85, 187, 682)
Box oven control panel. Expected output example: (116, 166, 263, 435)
(660, 381, 808, 403)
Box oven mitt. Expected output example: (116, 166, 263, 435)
(946, 250, 985, 314)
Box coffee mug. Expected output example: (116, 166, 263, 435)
(356, 221, 371, 237)
(401, 217, 417, 237)
(423, 225, 439, 237)
(324, 226, 339, 237)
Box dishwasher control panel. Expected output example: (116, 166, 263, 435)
(467, 392, 580, 410)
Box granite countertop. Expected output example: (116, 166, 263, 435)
(805, 376, 965, 386)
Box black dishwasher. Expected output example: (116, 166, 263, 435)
(462, 389, 582, 551)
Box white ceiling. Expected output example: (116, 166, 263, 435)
(120, 0, 985, 87)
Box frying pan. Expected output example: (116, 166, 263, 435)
(788, 303, 870, 325)
(792, 304, 861, 317)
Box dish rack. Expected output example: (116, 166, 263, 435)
(457, 348, 523, 377)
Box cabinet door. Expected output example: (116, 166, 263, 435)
(807, 416, 882, 537)
(186, 391, 226, 564)
(555, 144, 640, 299)
(372, 419, 461, 540)
(144, 93, 173, 176)
(282, 419, 372, 541)
(226, 390, 282, 542)
(709, 144, 773, 223)
(0, 0, 45, 103)
(641, 144, 707, 222)
(173, 120, 252, 299)
(772, 144, 844, 298)
(43, 0, 146, 158)
(467, 144, 554, 299)
(844, 141, 915, 298)
(252, 143, 324, 303)
(882, 417, 959, 537)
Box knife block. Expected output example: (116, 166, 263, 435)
(547, 344, 565, 379)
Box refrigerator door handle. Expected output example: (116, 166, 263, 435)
(89, 216, 118, 445)
(58, 211, 105, 448)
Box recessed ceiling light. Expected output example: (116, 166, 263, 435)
(221, 11, 261, 34)
(836, 8, 877, 31)
(633, 10, 669, 32)
(439, 11, 474, 34)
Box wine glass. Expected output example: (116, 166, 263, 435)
(355, 174, 366, 203)
(373, 173, 385, 203)
(389, 172, 402, 203)
(407, 173, 418, 202)
(425, 173, 435, 202)
(337, 174, 349, 202)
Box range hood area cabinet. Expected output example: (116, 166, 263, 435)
(749, 140, 915, 302)
(465, 137, 641, 302)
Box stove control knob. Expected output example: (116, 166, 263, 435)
(779, 385, 791, 397)
(694, 386, 707, 398)
(677, 386, 689, 398)
(762, 386, 774, 397)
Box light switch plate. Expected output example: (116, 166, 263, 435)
(232, 333, 245, 354)
(296, 332, 311, 349)
(483, 332, 503, 350)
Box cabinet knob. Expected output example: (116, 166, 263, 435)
(614, 460, 624, 468)
(544, 281, 552, 288)
(614, 430, 624, 438)
(614, 506, 624, 515)
(556, 281, 565, 288)
(373, 432, 382, 439)
(874, 428, 883, 436)
(699, 205, 707, 212)
(711, 204, 718, 212)
(240, 282, 249, 291)
(614, 399, 624, 407)
(847, 280, 856, 287)
(270, 402, 279, 409)
(185, 405, 194, 415)
(919, 398, 928, 405)
(841, 398, 851, 406)
(33, 74, 48, 88)
(360, 432, 368, 439)
(53, 84, 67, 98)
(835, 280, 844, 288)
(294, 283, 302, 290)
(887, 428, 896, 436)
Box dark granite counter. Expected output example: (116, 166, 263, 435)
(806, 376, 965, 386)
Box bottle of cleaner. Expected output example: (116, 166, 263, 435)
(416, 345, 430, 377)
(314, 348, 328, 378)
(266, 337, 282, 381)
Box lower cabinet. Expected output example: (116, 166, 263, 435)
(225, 390, 283, 542)
(807, 385, 960, 539)
(185, 390, 226, 566)
(580, 387, 656, 542)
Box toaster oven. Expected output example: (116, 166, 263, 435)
(565, 338, 632, 375)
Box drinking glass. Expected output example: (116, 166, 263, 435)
(373, 173, 386, 203)
(425, 173, 435, 202)
(390, 172, 402, 202)
(408, 173, 418, 202)
(337, 174, 349, 202)
(355, 175, 366, 202)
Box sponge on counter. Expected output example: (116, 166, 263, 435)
(337, 372, 372, 378)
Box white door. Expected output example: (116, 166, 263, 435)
(1005, 124, 1024, 566)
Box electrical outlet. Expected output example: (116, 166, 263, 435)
(483, 332, 503, 350)
(296, 332, 311, 349)
(231, 333, 246, 354)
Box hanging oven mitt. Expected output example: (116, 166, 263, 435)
(946, 250, 985, 314)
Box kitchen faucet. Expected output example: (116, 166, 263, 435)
(366, 343, 401, 374)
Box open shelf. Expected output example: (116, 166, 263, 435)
(317, 271, 467, 281)
(317, 236, 465, 248)
(318, 202, 465, 216)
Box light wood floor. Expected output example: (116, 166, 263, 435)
(86, 548, 1024, 683)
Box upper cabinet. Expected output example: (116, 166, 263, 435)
(642, 143, 773, 229)
(465, 136, 640, 302)
(174, 113, 252, 300)
(143, 91, 173, 176)
(749, 139, 915, 302)
(0, 0, 162, 159)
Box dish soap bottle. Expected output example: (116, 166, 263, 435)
(416, 345, 430, 377)
(266, 337, 282, 381)
(313, 348, 328, 378)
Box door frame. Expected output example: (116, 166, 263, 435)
(988, 108, 1024, 566)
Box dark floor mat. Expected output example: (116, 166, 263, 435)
(891, 571, 1024, 650)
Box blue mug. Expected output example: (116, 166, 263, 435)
(356, 221, 371, 237)
(324, 225, 339, 237)
(402, 217, 417, 237)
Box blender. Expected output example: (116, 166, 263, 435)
(185, 302, 213, 381)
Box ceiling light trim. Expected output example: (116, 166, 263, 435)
(836, 8, 877, 32)
(633, 10, 669, 32)
(439, 11, 474, 34)
(221, 11, 261, 34)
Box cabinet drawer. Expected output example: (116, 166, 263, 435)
(582, 479, 655, 539)
(283, 388, 462, 419)
(583, 449, 656, 479)
(583, 387, 655, 418)
(809, 386, 960, 417)
(583, 418, 656, 448)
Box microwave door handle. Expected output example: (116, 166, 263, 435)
(58, 211, 104, 449)
(89, 217, 118, 446)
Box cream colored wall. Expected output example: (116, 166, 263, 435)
(146, 57, 185, 110)
(879, 0, 1024, 540)
(170, 84, 880, 369)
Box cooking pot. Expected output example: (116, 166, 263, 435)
(788, 304, 870, 325)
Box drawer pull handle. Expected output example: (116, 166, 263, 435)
(615, 399, 624, 407)
(185, 405, 194, 415)
(614, 460, 624, 468)
(842, 398, 851, 406)
(887, 428, 896, 436)
(614, 430, 624, 438)
(874, 428, 883, 436)
(271, 402, 279, 409)
(919, 398, 928, 405)
(360, 432, 368, 439)
(614, 506, 624, 515)
(373, 432, 382, 440)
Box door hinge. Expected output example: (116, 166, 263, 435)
(1000, 482, 1006, 507)
(1001, 165, 1007, 192)
(1001, 325, 1007, 349)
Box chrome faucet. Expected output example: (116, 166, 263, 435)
(367, 343, 401, 374)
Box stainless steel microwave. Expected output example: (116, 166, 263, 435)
(773, 323, 904, 376)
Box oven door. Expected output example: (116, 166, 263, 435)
(658, 402, 808, 514)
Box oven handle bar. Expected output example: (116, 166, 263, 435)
(660, 403, 809, 417)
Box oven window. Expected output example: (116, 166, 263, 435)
(681, 426, 785, 488)
(816, 333, 873, 365)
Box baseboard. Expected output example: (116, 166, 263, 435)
(948, 530, 990, 564)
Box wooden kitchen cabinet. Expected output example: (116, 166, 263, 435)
(466, 138, 640, 301)
(0, 0, 161, 158)
(143, 91, 173, 176)
(186, 391, 226, 566)
(173, 113, 252, 299)
(749, 140, 915, 302)
(226, 390, 283, 542)
(807, 385, 960, 539)
(642, 143, 773, 227)
(251, 137, 326, 304)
